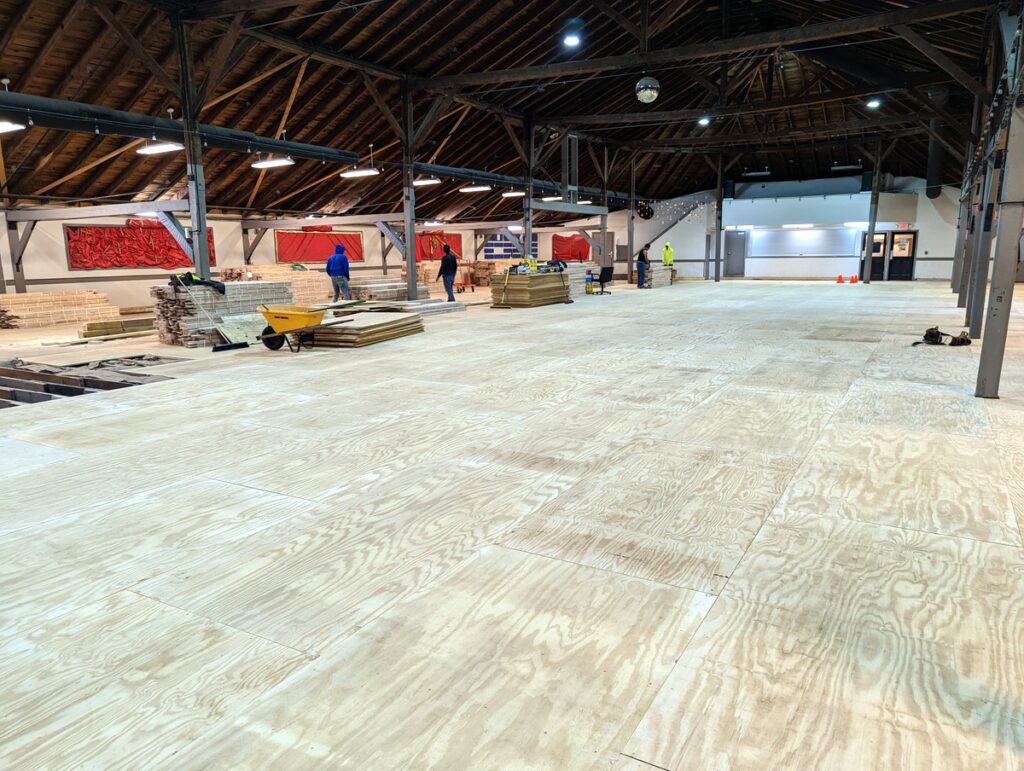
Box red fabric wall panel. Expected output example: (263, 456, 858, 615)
(65, 222, 217, 270)
(275, 231, 364, 263)
(552, 234, 591, 262)
(415, 231, 463, 261)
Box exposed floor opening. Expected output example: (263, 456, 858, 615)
(0, 358, 174, 407)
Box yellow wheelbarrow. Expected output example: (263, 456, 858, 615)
(256, 303, 357, 352)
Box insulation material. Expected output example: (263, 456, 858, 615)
(416, 231, 463, 261)
(65, 222, 217, 270)
(276, 231, 364, 263)
(552, 234, 591, 262)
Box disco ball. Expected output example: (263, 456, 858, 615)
(635, 76, 660, 104)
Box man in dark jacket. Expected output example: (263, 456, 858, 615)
(637, 243, 651, 289)
(436, 244, 459, 302)
(326, 244, 351, 302)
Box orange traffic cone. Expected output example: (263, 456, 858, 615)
(850, 275, 859, 284)
(836, 274, 845, 283)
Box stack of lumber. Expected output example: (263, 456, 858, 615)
(0, 291, 121, 328)
(401, 263, 435, 286)
(636, 263, 674, 288)
(561, 262, 594, 298)
(311, 312, 423, 347)
(151, 280, 292, 347)
(222, 264, 332, 305)
(383, 299, 466, 316)
(491, 271, 571, 308)
(349, 276, 430, 301)
(79, 317, 155, 338)
(119, 305, 153, 315)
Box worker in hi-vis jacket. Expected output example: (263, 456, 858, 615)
(662, 241, 675, 266)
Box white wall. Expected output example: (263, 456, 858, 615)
(911, 186, 961, 279)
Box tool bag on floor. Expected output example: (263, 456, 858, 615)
(913, 327, 971, 346)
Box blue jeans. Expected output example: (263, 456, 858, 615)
(442, 274, 455, 302)
(637, 262, 647, 288)
(330, 275, 350, 302)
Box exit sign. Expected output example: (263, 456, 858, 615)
(897, 223, 911, 230)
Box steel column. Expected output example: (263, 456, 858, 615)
(401, 80, 418, 300)
(5, 218, 33, 293)
(713, 154, 723, 282)
(173, 17, 211, 280)
(861, 144, 883, 284)
(627, 157, 636, 281)
(950, 190, 970, 292)
(977, 105, 1024, 397)
(965, 154, 999, 335)
(958, 169, 987, 307)
(524, 117, 535, 261)
(0, 209, 9, 294)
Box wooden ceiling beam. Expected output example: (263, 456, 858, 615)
(87, 0, 182, 99)
(892, 23, 992, 102)
(420, 0, 994, 88)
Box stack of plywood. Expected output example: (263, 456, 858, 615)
(151, 280, 292, 347)
(79, 317, 155, 338)
(0, 291, 121, 328)
(561, 262, 595, 298)
(636, 263, 674, 288)
(221, 264, 332, 305)
(491, 271, 571, 308)
(311, 312, 424, 347)
(350, 276, 430, 301)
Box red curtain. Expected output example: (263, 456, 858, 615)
(415, 231, 463, 262)
(275, 231, 364, 263)
(65, 223, 217, 270)
(552, 234, 591, 262)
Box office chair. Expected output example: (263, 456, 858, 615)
(596, 266, 614, 295)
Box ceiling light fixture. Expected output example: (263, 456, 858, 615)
(563, 32, 581, 47)
(0, 119, 24, 134)
(742, 167, 771, 178)
(413, 177, 442, 187)
(340, 142, 380, 178)
(459, 184, 492, 193)
(541, 195, 563, 202)
(508, 224, 524, 232)
(502, 190, 526, 198)
(137, 140, 184, 155)
(782, 223, 814, 229)
(831, 162, 863, 172)
(577, 199, 593, 205)
(424, 220, 444, 227)
(866, 98, 882, 109)
(251, 154, 295, 169)
(698, 116, 711, 127)
(636, 75, 660, 104)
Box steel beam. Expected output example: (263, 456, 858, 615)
(627, 157, 636, 282)
(893, 24, 991, 102)
(89, 0, 183, 99)
(241, 226, 267, 264)
(575, 229, 603, 257)
(713, 155, 723, 282)
(966, 155, 1000, 337)
(977, 104, 1024, 397)
(156, 211, 194, 264)
(420, 0, 992, 88)
(5, 199, 189, 221)
(958, 169, 986, 308)
(950, 191, 970, 292)
(499, 227, 525, 256)
(524, 117, 535, 265)
(531, 200, 609, 215)
(0, 91, 359, 166)
(245, 213, 403, 229)
(376, 221, 406, 258)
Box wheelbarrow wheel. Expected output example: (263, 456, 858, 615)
(261, 325, 285, 350)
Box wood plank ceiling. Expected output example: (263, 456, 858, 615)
(0, 0, 999, 220)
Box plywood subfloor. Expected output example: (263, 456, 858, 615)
(2, 281, 1023, 769)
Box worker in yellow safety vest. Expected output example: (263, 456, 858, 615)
(662, 242, 675, 266)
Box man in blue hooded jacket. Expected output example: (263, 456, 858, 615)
(326, 244, 350, 302)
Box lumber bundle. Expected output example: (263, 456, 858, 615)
(0, 291, 120, 328)
(221, 264, 333, 305)
(79, 317, 155, 338)
(311, 312, 424, 347)
(151, 281, 292, 347)
(561, 262, 595, 298)
(491, 271, 571, 308)
(349, 276, 430, 301)
(636, 262, 674, 288)
(470, 260, 515, 287)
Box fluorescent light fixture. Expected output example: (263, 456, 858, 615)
(577, 199, 593, 205)
(135, 211, 160, 219)
(0, 120, 25, 134)
(251, 155, 295, 169)
(502, 190, 526, 198)
(563, 33, 581, 47)
(508, 224, 523, 232)
(340, 167, 380, 178)
(413, 177, 442, 187)
(137, 141, 184, 155)
(541, 195, 563, 202)
(742, 168, 771, 178)
(698, 116, 711, 127)
(459, 184, 491, 193)
(782, 223, 814, 229)
(424, 220, 443, 227)
(866, 98, 882, 109)
(843, 221, 869, 229)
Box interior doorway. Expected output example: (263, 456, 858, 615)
(724, 231, 746, 277)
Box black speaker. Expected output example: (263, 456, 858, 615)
(861, 172, 873, 192)
(723, 180, 735, 199)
